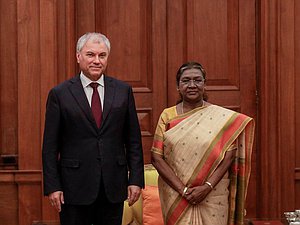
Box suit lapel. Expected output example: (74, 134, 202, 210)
(102, 75, 115, 125)
(68, 75, 99, 131)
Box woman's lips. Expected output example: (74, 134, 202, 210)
(187, 91, 198, 94)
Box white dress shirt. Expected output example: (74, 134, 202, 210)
(80, 72, 104, 110)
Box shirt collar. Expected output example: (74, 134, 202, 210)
(80, 72, 104, 88)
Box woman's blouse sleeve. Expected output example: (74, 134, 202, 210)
(151, 110, 168, 156)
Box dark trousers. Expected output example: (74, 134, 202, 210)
(59, 181, 124, 225)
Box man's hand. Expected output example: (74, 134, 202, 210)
(49, 191, 64, 212)
(127, 185, 141, 206)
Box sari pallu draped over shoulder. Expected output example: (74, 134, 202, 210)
(155, 105, 254, 225)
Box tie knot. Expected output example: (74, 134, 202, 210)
(90, 82, 99, 89)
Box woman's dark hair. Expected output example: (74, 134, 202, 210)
(176, 61, 208, 102)
(176, 61, 206, 85)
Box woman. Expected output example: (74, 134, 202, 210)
(151, 62, 255, 225)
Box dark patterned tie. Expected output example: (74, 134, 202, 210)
(90, 82, 102, 127)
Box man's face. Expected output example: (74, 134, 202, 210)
(76, 40, 109, 81)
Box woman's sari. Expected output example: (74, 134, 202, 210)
(151, 104, 255, 225)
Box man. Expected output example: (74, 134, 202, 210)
(42, 32, 144, 225)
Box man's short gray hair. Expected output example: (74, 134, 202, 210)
(76, 32, 111, 53)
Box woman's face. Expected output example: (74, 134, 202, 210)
(178, 68, 205, 103)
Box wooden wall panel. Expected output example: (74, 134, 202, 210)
(258, 0, 282, 217)
(96, 0, 152, 90)
(0, 171, 43, 225)
(40, 0, 61, 221)
(40, 0, 58, 170)
(0, 0, 300, 223)
(277, 0, 295, 213)
(0, 181, 18, 225)
(76, 0, 95, 36)
(0, 0, 18, 169)
(0, 0, 61, 223)
(17, 0, 41, 170)
(167, 0, 187, 106)
(57, 0, 77, 83)
(258, 0, 297, 218)
(17, 173, 42, 225)
(295, 0, 300, 210)
(187, 0, 239, 87)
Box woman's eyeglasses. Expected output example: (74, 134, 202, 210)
(179, 79, 205, 87)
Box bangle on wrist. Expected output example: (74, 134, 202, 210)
(182, 186, 188, 196)
(204, 181, 213, 190)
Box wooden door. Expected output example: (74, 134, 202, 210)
(166, 0, 257, 217)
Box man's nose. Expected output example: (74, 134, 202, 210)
(94, 56, 101, 63)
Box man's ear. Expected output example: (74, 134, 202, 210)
(76, 53, 80, 63)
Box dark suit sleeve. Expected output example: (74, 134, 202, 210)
(124, 87, 145, 188)
(42, 89, 62, 195)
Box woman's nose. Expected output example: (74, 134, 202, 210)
(187, 80, 197, 87)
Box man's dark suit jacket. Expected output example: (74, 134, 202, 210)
(42, 74, 144, 205)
